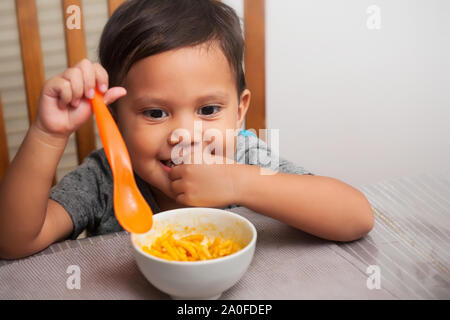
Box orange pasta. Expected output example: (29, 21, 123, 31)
(141, 230, 242, 261)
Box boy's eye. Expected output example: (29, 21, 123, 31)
(198, 105, 221, 116)
(143, 109, 168, 119)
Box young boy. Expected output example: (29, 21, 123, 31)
(0, 0, 373, 259)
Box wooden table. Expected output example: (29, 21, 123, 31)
(1, 173, 448, 299)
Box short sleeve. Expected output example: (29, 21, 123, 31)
(49, 150, 109, 240)
(235, 130, 314, 176)
(226, 131, 314, 210)
(278, 156, 314, 175)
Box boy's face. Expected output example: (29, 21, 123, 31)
(115, 42, 251, 201)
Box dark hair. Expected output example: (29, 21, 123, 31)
(99, 0, 246, 103)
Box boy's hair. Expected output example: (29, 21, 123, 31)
(99, 0, 246, 102)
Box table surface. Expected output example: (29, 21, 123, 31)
(1, 172, 449, 299)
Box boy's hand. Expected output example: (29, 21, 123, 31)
(34, 59, 126, 139)
(168, 161, 245, 208)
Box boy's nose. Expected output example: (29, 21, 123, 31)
(167, 117, 202, 146)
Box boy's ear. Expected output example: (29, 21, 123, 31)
(236, 89, 251, 129)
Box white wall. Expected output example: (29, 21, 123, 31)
(265, 0, 450, 187)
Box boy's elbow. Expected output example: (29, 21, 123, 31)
(0, 245, 22, 260)
(337, 195, 375, 242)
(335, 218, 373, 242)
(360, 194, 375, 234)
(350, 210, 374, 241)
(0, 240, 40, 260)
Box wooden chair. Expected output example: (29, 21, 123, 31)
(0, 94, 8, 180)
(0, 0, 266, 182)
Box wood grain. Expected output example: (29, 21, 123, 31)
(15, 0, 45, 125)
(244, 0, 266, 139)
(62, 0, 96, 164)
(0, 93, 9, 181)
(16, 0, 57, 185)
(107, 0, 125, 16)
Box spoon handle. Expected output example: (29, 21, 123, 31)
(90, 90, 131, 177)
(90, 89, 153, 233)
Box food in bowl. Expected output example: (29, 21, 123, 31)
(131, 207, 257, 300)
(141, 230, 242, 261)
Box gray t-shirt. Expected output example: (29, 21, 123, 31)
(49, 130, 314, 239)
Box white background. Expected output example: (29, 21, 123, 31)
(224, 0, 450, 187)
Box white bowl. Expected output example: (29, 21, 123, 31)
(131, 207, 257, 300)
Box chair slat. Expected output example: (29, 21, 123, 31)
(108, 0, 125, 16)
(15, 0, 45, 125)
(0, 93, 9, 181)
(244, 0, 266, 138)
(62, 0, 96, 164)
(16, 0, 57, 185)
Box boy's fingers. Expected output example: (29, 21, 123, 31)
(170, 179, 185, 194)
(68, 98, 93, 122)
(56, 78, 73, 108)
(103, 87, 127, 105)
(168, 165, 183, 181)
(93, 63, 109, 93)
(42, 77, 63, 99)
(175, 194, 187, 205)
(61, 68, 83, 106)
(76, 59, 95, 99)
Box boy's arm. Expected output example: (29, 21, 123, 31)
(0, 124, 74, 259)
(0, 59, 125, 259)
(233, 165, 374, 242)
(168, 160, 374, 242)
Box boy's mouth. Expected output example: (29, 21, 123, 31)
(160, 159, 178, 168)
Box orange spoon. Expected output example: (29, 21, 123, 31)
(90, 89, 153, 233)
